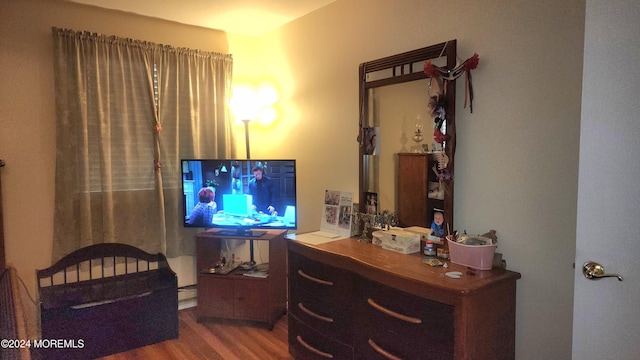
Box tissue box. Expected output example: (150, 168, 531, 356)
(372, 229, 420, 254)
(403, 226, 443, 245)
(447, 238, 497, 270)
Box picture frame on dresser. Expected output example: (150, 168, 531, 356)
(364, 191, 378, 215)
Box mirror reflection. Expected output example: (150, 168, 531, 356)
(366, 79, 430, 212)
(358, 41, 456, 231)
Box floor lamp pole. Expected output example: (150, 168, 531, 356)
(242, 119, 256, 266)
(242, 119, 251, 159)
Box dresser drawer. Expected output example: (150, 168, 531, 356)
(355, 277, 454, 357)
(354, 326, 453, 360)
(289, 250, 353, 302)
(289, 290, 352, 341)
(289, 314, 354, 360)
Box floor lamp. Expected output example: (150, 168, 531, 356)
(242, 119, 251, 159)
(242, 119, 259, 266)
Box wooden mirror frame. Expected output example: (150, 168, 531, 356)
(358, 40, 457, 231)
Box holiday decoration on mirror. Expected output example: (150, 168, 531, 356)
(423, 52, 479, 184)
(424, 53, 479, 113)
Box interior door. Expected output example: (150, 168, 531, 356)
(572, 1, 640, 359)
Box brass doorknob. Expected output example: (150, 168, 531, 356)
(582, 261, 623, 281)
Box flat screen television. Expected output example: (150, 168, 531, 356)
(181, 159, 297, 236)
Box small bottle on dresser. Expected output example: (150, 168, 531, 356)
(424, 241, 436, 257)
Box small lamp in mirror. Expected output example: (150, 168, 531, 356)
(412, 115, 424, 153)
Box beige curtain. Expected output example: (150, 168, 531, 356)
(52, 28, 235, 260)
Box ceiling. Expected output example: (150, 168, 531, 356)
(69, 0, 336, 36)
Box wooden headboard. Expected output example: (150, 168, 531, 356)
(37, 242, 171, 288)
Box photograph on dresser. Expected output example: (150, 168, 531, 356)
(365, 191, 378, 214)
(181, 159, 296, 231)
(320, 189, 354, 237)
(431, 208, 445, 238)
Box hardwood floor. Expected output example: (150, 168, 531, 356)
(98, 307, 294, 360)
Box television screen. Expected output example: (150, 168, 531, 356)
(181, 159, 297, 233)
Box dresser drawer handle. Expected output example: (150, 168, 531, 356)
(298, 302, 334, 323)
(368, 339, 402, 360)
(298, 269, 334, 286)
(367, 298, 422, 324)
(296, 335, 334, 359)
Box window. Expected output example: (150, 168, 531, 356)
(52, 28, 235, 258)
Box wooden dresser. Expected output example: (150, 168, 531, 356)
(287, 236, 521, 360)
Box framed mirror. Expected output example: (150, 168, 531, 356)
(358, 40, 457, 232)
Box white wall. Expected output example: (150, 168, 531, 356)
(230, 0, 585, 358)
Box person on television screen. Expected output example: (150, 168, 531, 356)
(249, 165, 277, 215)
(231, 161, 242, 194)
(187, 187, 217, 226)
